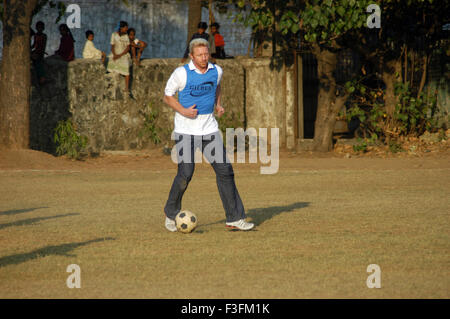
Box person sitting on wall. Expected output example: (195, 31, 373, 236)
(106, 21, 133, 99)
(182, 21, 215, 63)
(31, 21, 48, 85)
(55, 24, 75, 62)
(127, 28, 147, 67)
(82, 30, 106, 63)
(210, 22, 233, 59)
(210, 22, 225, 59)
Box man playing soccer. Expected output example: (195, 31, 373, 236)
(163, 38, 254, 232)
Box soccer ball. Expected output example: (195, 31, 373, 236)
(175, 210, 198, 233)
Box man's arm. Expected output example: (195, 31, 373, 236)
(164, 67, 197, 118)
(138, 40, 148, 49)
(215, 80, 224, 117)
(163, 95, 198, 119)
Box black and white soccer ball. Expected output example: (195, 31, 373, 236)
(175, 210, 198, 233)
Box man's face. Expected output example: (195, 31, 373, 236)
(128, 31, 135, 41)
(88, 34, 94, 41)
(211, 26, 217, 34)
(198, 28, 206, 34)
(190, 45, 209, 69)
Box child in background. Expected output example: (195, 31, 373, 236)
(55, 24, 75, 61)
(83, 30, 106, 63)
(31, 21, 47, 85)
(182, 22, 215, 62)
(107, 21, 132, 98)
(210, 22, 226, 59)
(127, 28, 147, 66)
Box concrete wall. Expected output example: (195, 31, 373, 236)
(0, 0, 252, 60)
(30, 56, 294, 154)
(240, 59, 297, 149)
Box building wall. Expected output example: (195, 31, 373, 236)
(0, 0, 252, 60)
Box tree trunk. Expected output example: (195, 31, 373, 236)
(187, 0, 202, 46)
(417, 54, 429, 99)
(382, 59, 402, 117)
(311, 44, 346, 152)
(0, 0, 38, 149)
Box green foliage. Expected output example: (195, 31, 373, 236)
(394, 82, 438, 135)
(217, 111, 242, 147)
(352, 133, 379, 153)
(344, 71, 440, 146)
(230, 1, 302, 66)
(139, 108, 162, 145)
(301, 0, 372, 45)
(345, 78, 386, 140)
(217, 111, 242, 135)
(388, 140, 404, 153)
(32, 1, 66, 23)
(53, 119, 88, 160)
(352, 137, 368, 153)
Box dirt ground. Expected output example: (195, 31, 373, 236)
(0, 144, 449, 299)
(0, 136, 449, 172)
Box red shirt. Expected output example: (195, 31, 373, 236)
(32, 33, 47, 57)
(214, 33, 225, 47)
(56, 34, 75, 61)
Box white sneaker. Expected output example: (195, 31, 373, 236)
(226, 219, 254, 231)
(165, 217, 177, 232)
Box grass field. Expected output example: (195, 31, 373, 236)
(0, 151, 449, 298)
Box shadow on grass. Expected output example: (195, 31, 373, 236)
(0, 237, 115, 268)
(200, 201, 310, 228)
(0, 207, 49, 216)
(0, 213, 80, 230)
(247, 202, 310, 226)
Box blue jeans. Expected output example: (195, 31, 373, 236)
(164, 132, 246, 223)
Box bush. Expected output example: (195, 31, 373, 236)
(53, 119, 88, 160)
(394, 82, 438, 135)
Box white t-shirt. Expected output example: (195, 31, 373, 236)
(165, 61, 223, 136)
(82, 40, 102, 59)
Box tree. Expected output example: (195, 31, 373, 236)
(0, 0, 116, 150)
(187, 0, 203, 46)
(346, 0, 449, 139)
(301, 0, 375, 151)
(232, 0, 372, 151)
(0, 0, 38, 149)
(227, 0, 448, 150)
(0, 0, 66, 150)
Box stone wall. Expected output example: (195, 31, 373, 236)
(30, 57, 269, 154)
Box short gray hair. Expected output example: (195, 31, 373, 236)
(189, 38, 210, 54)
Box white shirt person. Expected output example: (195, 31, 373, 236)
(82, 30, 105, 63)
(162, 38, 254, 232)
(164, 60, 223, 136)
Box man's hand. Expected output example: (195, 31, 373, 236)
(182, 104, 198, 118)
(216, 105, 225, 117)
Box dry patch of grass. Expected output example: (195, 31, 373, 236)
(0, 165, 449, 298)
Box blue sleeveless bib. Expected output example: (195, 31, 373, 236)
(179, 64, 218, 115)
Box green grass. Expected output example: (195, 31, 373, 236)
(0, 165, 449, 298)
